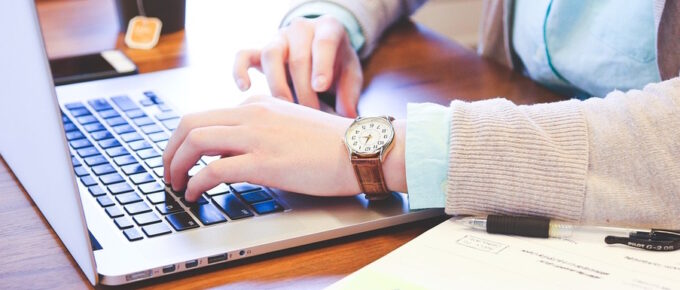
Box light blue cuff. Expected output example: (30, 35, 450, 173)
(280, 1, 365, 52)
(405, 103, 451, 209)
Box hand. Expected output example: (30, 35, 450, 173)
(233, 15, 363, 117)
(162, 96, 406, 202)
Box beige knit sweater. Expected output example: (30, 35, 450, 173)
(285, 0, 680, 229)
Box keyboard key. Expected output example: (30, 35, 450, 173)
(113, 124, 135, 134)
(125, 109, 146, 119)
(140, 98, 154, 107)
(98, 138, 121, 149)
(133, 212, 161, 226)
(74, 166, 88, 177)
(139, 182, 164, 195)
(148, 132, 169, 143)
(83, 122, 106, 133)
(84, 155, 108, 166)
(124, 202, 152, 215)
(63, 122, 77, 132)
(155, 201, 183, 215)
(116, 192, 143, 205)
(152, 167, 164, 178)
(239, 190, 272, 204)
(62, 115, 71, 123)
(212, 194, 253, 220)
(76, 147, 99, 158)
(106, 116, 127, 127)
(252, 200, 284, 215)
(230, 182, 261, 193)
(100, 173, 124, 185)
(70, 139, 93, 149)
(111, 95, 138, 111)
(115, 217, 134, 229)
(130, 173, 154, 185)
(120, 132, 143, 142)
(71, 156, 81, 167)
(105, 146, 129, 157)
(144, 157, 163, 168)
(88, 185, 107, 197)
(113, 155, 137, 166)
(88, 98, 113, 111)
(155, 111, 178, 121)
(141, 222, 171, 237)
(133, 117, 155, 127)
(65, 102, 85, 110)
(96, 196, 115, 207)
(70, 107, 91, 117)
(188, 164, 204, 177)
(91, 131, 113, 141)
(148, 93, 164, 105)
(161, 118, 180, 131)
(123, 228, 143, 241)
(158, 104, 172, 112)
(76, 115, 98, 125)
(180, 196, 208, 207)
(80, 175, 97, 187)
(65, 131, 84, 141)
(129, 140, 151, 151)
(105, 206, 124, 218)
(140, 124, 163, 134)
(92, 164, 116, 176)
(166, 212, 199, 231)
(121, 163, 146, 175)
(190, 203, 226, 225)
(147, 191, 172, 204)
(98, 109, 120, 119)
(137, 148, 160, 159)
(108, 182, 134, 194)
(206, 184, 230, 196)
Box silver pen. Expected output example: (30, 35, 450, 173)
(457, 215, 574, 238)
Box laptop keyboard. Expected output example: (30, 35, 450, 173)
(62, 91, 284, 242)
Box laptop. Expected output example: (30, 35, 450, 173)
(0, 1, 443, 285)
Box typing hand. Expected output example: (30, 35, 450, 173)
(233, 16, 362, 117)
(162, 96, 363, 202)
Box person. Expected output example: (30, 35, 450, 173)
(163, 0, 680, 229)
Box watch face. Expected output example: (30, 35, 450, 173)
(345, 117, 394, 155)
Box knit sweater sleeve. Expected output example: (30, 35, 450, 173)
(284, 0, 427, 58)
(446, 77, 680, 229)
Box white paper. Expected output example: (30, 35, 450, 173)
(329, 218, 680, 290)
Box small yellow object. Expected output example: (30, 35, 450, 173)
(124, 16, 162, 50)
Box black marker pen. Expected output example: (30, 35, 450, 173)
(457, 215, 574, 238)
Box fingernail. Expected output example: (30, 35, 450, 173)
(313, 75, 327, 91)
(236, 78, 248, 91)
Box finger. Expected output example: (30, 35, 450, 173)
(233, 49, 261, 91)
(185, 154, 253, 201)
(335, 44, 362, 118)
(285, 24, 320, 109)
(261, 34, 294, 102)
(169, 126, 250, 192)
(311, 17, 345, 92)
(163, 110, 245, 184)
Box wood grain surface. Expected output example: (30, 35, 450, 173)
(0, 1, 564, 289)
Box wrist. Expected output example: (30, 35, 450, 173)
(383, 119, 407, 193)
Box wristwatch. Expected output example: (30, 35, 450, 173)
(344, 116, 395, 200)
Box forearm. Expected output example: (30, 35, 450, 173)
(444, 77, 680, 229)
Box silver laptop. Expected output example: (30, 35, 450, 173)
(0, 1, 442, 285)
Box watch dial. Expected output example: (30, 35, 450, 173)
(345, 117, 394, 155)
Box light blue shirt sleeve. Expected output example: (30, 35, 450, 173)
(280, 2, 365, 52)
(405, 103, 451, 209)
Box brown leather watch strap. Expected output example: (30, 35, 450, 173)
(351, 155, 391, 200)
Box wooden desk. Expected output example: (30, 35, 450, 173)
(0, 1, 564, 289)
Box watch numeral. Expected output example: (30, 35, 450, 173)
(382, 129, 387, 133)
